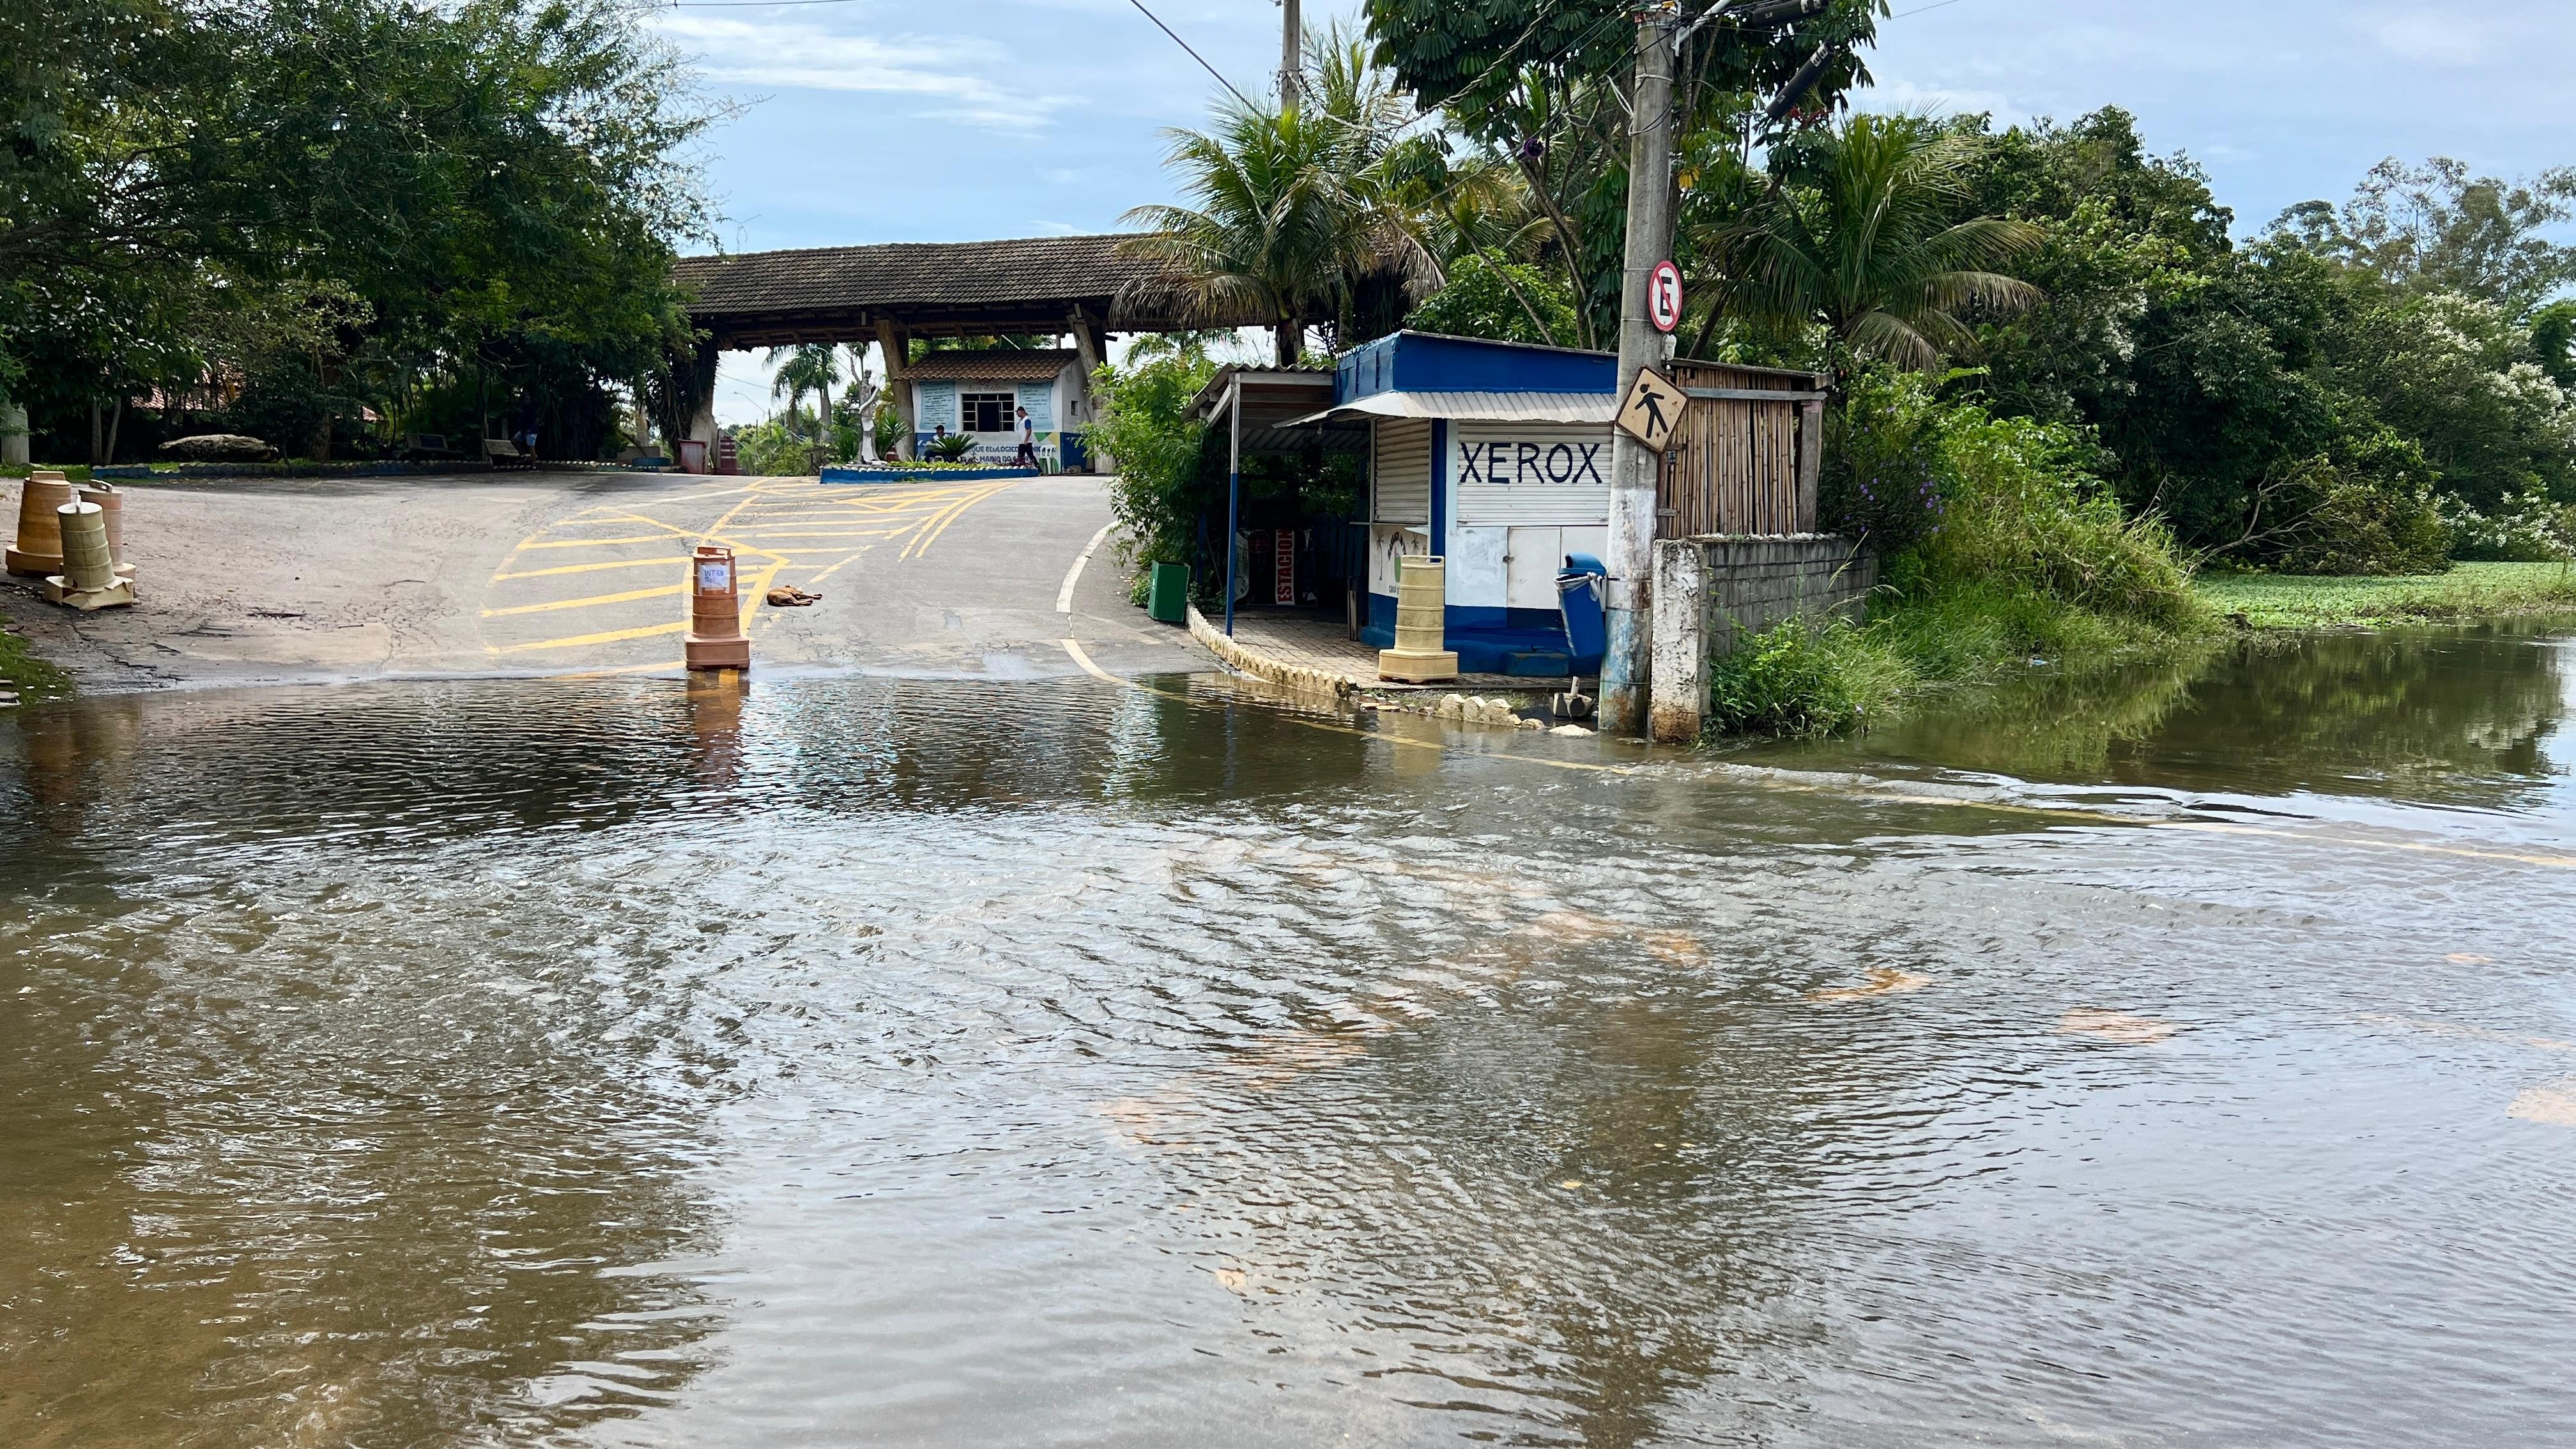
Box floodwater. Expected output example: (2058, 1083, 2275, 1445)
(4, 626, 2573, 1448)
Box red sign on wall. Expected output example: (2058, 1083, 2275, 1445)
(1273, 529, 1295, 606)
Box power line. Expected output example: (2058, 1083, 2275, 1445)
(1123, 0, 1259, 112)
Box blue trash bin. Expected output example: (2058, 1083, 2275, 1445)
(1556, 552, 1608, 676)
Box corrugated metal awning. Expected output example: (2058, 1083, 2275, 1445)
(1285, 390, 1616, 428)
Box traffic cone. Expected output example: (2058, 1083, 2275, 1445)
(7, 469, 75, 576)
(76, 483, 134, 581)
(1377, 555, 1458, 682)
(42, 501, 136, 609)
(683, 545, 751, 670)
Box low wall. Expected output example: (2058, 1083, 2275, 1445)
(1186, 605, 1359, 700)
(1648, 534, 1876, 742)
(820, 465, 1039, 485)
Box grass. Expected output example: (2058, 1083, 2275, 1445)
(1704, 583, 2215, 739)
(0, 620, 73, 702)
(2195, 562, 2576, 629)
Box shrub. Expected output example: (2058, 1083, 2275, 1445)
(1705, 614, 1912, 735)
(1832, 368, 2201, 627)
(1091, 354, 1219, 585)
(923, 431, 979, 462)
(1821, 369, 1947, 552)
(1407, 256, 1582, 348)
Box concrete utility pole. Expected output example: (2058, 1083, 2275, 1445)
(1279, 0, 1301, 113)
(1599, 1, 1680, 737)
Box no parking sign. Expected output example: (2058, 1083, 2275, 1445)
(1648, 259, 1683, 334)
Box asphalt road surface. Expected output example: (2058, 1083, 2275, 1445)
(1, 470, 1206, 691)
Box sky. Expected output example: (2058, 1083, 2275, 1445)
(659, 0, 2576, 423)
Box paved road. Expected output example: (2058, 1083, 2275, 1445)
(0, 471, 1205, 691)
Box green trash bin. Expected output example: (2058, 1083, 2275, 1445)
(1147, 562, 1190, 625)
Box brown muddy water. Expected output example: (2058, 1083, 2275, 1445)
(4, 626, 2573, 1447)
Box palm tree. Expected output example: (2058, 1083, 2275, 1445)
(1119, 25, 1438, 365)
(1698, 114, 2043, 373)
(765, 343, 841, 468)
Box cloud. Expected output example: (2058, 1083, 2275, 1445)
(2361, 12, 2490, 66)
(657, 14, 1082, 133)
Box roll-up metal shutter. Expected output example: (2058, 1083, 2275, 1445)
(1372, 418, 1432, 525)
(1454, 422, 1614, 526)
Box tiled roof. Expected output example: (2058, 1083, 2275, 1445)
(901, 349, 1080, 381)
(671, 234, 1169, 318)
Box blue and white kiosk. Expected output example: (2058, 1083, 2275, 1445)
(1287, 331, 1621, 677)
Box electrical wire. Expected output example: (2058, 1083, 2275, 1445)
(1121, 0, 1259, 112)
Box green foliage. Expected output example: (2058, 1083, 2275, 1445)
(1705, 615, 1909, 735)
(1092, 356, 1219, 584)
(1703, 113, 2043, 371)
(923, 431, 980, 462)
(0, 624, 74, 702)
(1846, 369, 2199, 625)
(2260, 453, 2451, 576)
(1406, 254, 1580, 346)
(1119, 26, 1441, 363)
(2285, 158, 2576, 316)
(2533, 302, 2576, 391)
(1363, 0, 1883, 348)
(1952, 109, 2576, 574)
(3, 0, 713, 458)
(2196, 562, 2576, 629)
(733, 412, 821, 476)
(1713, 372, 2211, 739)
(1821, 367, 1951, 551)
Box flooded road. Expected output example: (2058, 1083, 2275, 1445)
(5, 627, 2573, 1446)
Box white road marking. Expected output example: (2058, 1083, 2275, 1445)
(1056, 523, 1116, 613)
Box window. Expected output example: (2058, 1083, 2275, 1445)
(962, 392, 1016, 433)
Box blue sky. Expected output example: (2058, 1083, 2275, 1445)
(665, 0, 2574, 420)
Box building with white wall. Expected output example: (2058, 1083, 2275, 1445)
(905, 349, 1092, 470)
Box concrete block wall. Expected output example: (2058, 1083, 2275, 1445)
(1647, 534, 1876, 742)
(1694, 535, 1876, 657)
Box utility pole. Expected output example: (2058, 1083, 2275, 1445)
(1278, 0, 1302, 112)
(1598, 1, 1680, 737)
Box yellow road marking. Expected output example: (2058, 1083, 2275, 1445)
(493, 620, 689, 653)
(510, 534, 675, 550)
(2150, 820, 2576, 870)
(898, 483, 1017, 562)
(1061, 638, 1119, 682)
(480, 583, 686, 618)
(493, 556, 693, 581)
(726, 528, 915, 540)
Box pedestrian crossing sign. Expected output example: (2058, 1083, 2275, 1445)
(1615, 365, 1682, 452)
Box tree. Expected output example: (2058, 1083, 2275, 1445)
(767, 344, 841, 469)
(1120, 26, 1439, 364)
(1407, 254, 1580, 346)
(1367, 0, 1887, 344)
(2299, 158, 2576, 317)
(3, 0, 717, 459)
(1704, 113, 2041, 372)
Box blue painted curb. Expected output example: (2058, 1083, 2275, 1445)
(820, 466, 1040, 485)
